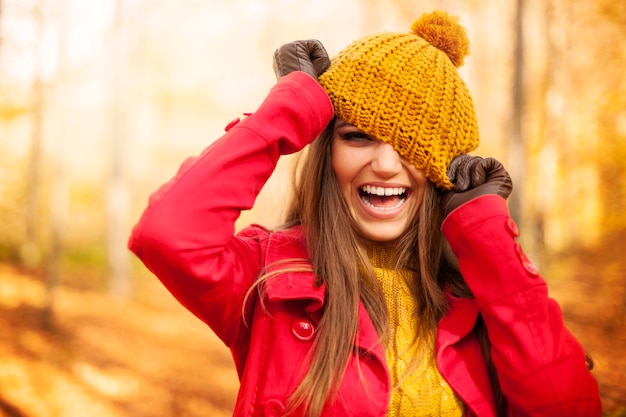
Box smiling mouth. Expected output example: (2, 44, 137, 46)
(359, 185, 408, 210)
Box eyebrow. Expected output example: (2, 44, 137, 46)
(335, 120, 354, 129)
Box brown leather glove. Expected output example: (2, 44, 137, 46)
(441, 155, 513, 219)
(273, 39, 331, 80)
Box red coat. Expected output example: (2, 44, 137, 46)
(129, 72, 601, 417)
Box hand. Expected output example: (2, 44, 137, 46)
(273, 39, 331, 80)
(441, 155, 513, 218)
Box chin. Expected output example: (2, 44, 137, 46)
(357, 225, 407, 244)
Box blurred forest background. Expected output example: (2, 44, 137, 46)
(1, 0, 625, 416)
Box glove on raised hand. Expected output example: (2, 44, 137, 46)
(441, 155, 513, 219)
(273, 39, 331, 80)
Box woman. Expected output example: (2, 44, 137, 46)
(129, 10, 601, 417)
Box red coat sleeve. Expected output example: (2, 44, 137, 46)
(441, 195, 602, 417)
(128, 72, 334, 347)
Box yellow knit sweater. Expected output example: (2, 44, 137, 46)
(368, 245, 465, 417)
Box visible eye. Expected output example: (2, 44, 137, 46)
(340, 130, 373, 142)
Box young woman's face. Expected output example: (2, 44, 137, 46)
(331, 119, 428, 243)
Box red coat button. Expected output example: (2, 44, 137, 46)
(292, 319, 315, 341)
(522, 260, 539, 276)
(224, 117, 241, 132)
(507, 218, 520, 237)
(514, 243, 539, 277)
(263, 399, 285, 416)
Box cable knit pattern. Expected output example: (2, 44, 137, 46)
(319, 11, 478, 189)
(367, 245, 465, 416)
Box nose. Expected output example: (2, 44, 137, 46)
(371, 142, 402, 177)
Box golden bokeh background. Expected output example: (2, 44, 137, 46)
(0, 0, 624, 415)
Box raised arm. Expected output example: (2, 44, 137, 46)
(128, 71, 333, 346)
(441, 155, 601, 416)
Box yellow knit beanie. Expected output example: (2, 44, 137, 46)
(318, 10, 479, 189)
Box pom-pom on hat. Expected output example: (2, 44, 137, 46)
(319, 10, 479, 189)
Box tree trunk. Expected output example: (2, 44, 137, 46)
(107, 0, 132, 298)
(0, 0, 3, 73)
(41, 0, 70, 328)
(508, 0, 525, 228)
(21, 2, 45, 270)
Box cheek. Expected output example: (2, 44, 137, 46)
(406, 166, 428, 208)
(331, 144, 355, 193)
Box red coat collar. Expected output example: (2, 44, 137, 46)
(262, 226, 325, 313)
(262, 226, 386, 362)
(438, 291, 480, 348)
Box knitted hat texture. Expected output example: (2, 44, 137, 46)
(319, 10, 479, 189)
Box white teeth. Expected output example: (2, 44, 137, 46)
(361, 186, 406, 196)
(359, 185, 408, 211)
(362, 198, 406, 210)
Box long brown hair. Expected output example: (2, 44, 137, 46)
(272, 120, 472, 417)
